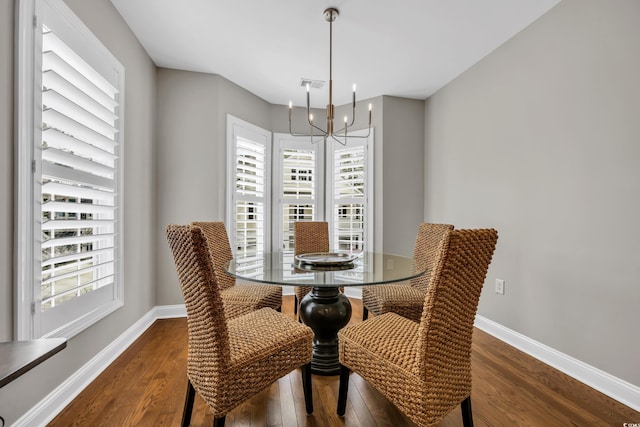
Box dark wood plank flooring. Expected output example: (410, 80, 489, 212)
(49, 296, 640, 426)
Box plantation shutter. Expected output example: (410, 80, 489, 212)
(330, 138, 371, 253)
(227, 116, 271, 277)
(235, 136, 266, 258)
(39, 13, 122, 334)
(274, 134, 324, 253)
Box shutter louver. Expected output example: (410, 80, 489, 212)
(235, 137, 265, 259)
(333, 146, 366, 252)
(281, 148, 317, 252)
(40, 25, 119, 311)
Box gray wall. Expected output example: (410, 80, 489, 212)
(155, 69, 273, 305)
(382, 96, 425, 256)
(0, 0, 157, 423)
(425, 0, 640, 386)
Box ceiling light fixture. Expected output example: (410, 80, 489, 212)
(288, 7, 372, 145)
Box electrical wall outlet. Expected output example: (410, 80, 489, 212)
(495, 279, 505, 295)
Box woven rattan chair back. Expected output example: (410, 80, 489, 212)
(165, 225, 231, 381)
(293, 221, 330, 306)
(294, 221, 330, 255)
(415, 229, 498, 407)
(167, 225, 313, 426)
(192, 221, 235, 291)
(409, 223, 454, 293)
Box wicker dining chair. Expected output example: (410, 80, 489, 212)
(166, 224, 314, 427)
(293, 221, 330, 316)
(337, 228, 498, 427)
(192, 221, 282, 319)
(361, 223, 454, 322)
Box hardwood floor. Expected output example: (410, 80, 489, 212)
(49, 296, 639, 426)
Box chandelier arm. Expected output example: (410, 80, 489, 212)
(345, 90, 357, 128)
(334, 105, 373, 137)
(331, 124, 372, 139)
(333, 122, 349, 135)
(289, 115, 329, 138)
(347, 113, 356, 128)
(288, 130, 330, 146)
(288, 130, 326, 138)
(330, 134, 348, 146)
(288, 117, 330, 139)
(289, 101, 330, 137)
(290, 114, 322, 138)
(307, 121, 330, 135)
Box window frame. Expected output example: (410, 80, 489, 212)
(326, 129, 375, 253)
(227, 120, 374, 262)
(225, 115, 272, 255)
(15, 0, 125, 340)
(272, 133, 325, 253)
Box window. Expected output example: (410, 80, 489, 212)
(16, 0, 124, 339)
(291, 168, 312, 181)
(227, 122, 373, 262)
(273, 134, 324, 253)
(226, 116, 271, 265)
(327, 132, 374, 253)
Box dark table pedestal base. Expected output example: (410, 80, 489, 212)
(299, 287, 352, 376)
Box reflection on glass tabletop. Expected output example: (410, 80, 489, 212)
(294, 252, 360, 266)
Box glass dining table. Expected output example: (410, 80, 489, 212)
(224, 251, 426, 376)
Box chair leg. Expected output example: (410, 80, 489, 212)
(301, 363, 314, 414)
(461, 396, 473, 427)
(337, 364, 350, 416)
(294, 295, 298, 315)
(213, 416, 225, 427)
(362, 306, 368, 321)
(182, 379, 196, 427)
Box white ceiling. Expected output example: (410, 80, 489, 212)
(110, 0, 560, 108)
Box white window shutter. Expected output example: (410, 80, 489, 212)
(234, 136, 266, 257)
(327, 129, 374, 253)
(11, 0, 127, 339)
(273, 134, 324, 253)
(226, 116, 271, 276)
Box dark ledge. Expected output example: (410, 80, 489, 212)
(0, 338, 67, 388)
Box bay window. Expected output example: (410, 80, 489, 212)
(228, 116, 373, 261)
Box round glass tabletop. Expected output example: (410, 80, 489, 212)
(224, 251, 426, 288)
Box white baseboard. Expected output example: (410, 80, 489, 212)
(153, 303, 187, 319)
(343, 286, 363, 299)
(13, 306, 170, 427)
(282, 286, 362, 299)
(474, 315, 640, 413)
(15, 305, 638, 426)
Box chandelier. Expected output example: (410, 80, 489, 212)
(288, 7, 372, 145)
